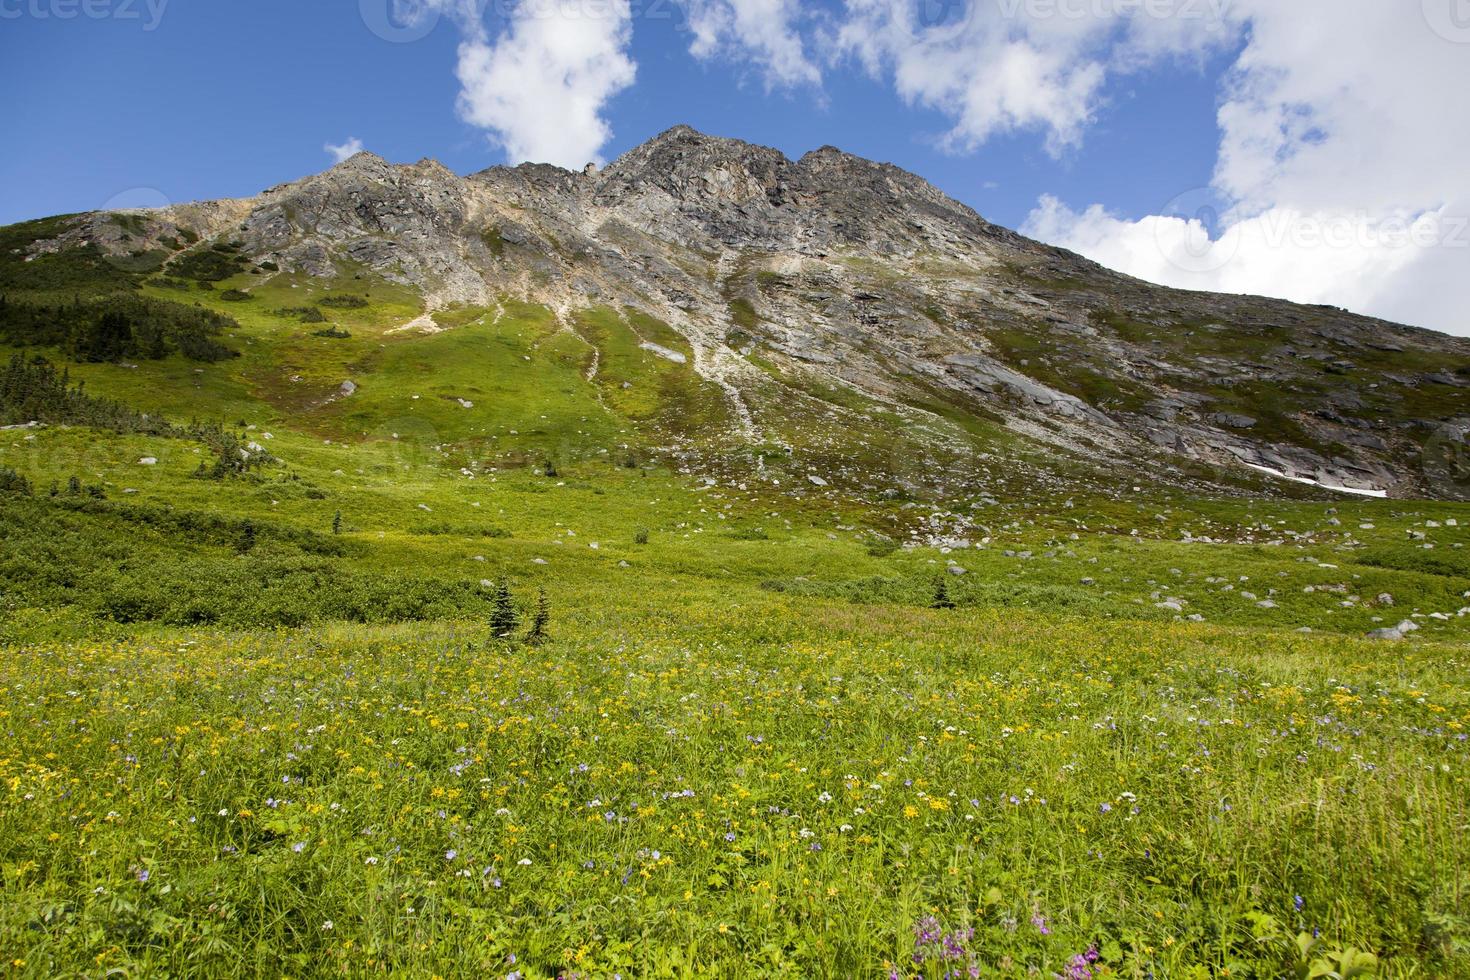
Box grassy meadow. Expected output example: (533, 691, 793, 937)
(1, 247, 1469, 976)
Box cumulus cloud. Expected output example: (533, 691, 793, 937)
(1020, 0, 1470, 335)
(684, 0, 821, 89)
(1023, 195, 1457, 318)
(832, 0, 1233, 155)
(433, 0, 636, 168)
(324, 137, 365, 163)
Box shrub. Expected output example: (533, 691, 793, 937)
(481, 226, 505, 256)
(416, 524, 510, 538)
(190, 424, 275, 480)
(170, 247, 248, 282)
(865, 534, 899, 557)
(0, 293, 239, 363)
(0, 465, 32, 496)
(760, 576, 918, 605)
(273, 306, 326, 323)
(1, 355, 176, 433)
(0, 216, 140, 295)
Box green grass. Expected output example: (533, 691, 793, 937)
(2, 591, 1466, 976)
(1, 269, 1469, 976)
(0, 215, 141, 298)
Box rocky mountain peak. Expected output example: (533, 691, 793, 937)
(598, 126, 789, 203)
(29, 125, 1468, 500)
(326, 150, 391, 174)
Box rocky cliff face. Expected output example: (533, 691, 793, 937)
(31, 125, 1470, 499)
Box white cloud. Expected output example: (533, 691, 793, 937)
(324, 137, 365, 164)
(1022, 195, 1459, 322)
(1018, 1, 1470, 335)
(832, 0, 1232, 155)
(432, 0, 636, 168)
(684, 0, 821, 89)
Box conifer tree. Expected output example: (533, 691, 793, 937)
(931, 577, 956, 610)
(525, 589, 550, 645)
(490, 580, 520, 637)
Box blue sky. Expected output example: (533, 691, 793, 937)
(0, 1, 1227, 229)
(2, 1, 1465, 334)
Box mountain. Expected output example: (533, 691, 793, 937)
(6, 125, 1469, 501)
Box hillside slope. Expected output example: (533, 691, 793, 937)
(5, 125, 1468, 500)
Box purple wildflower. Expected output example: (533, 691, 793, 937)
(1058, 945, 1100, 980)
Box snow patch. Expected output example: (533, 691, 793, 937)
(1242, 463, 1387, 498)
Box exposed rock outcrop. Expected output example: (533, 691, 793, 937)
(33, 126, 1470, 499)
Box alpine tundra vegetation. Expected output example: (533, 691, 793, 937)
(1, 128, 1468, 977)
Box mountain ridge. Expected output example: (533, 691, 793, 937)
(7, 125, 1469, 500)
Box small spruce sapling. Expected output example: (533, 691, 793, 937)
(525, 589, 550, 645)
(490, 580, 520, 637)
(332, 510, 342, 535)
(931, 577, 956, 610)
